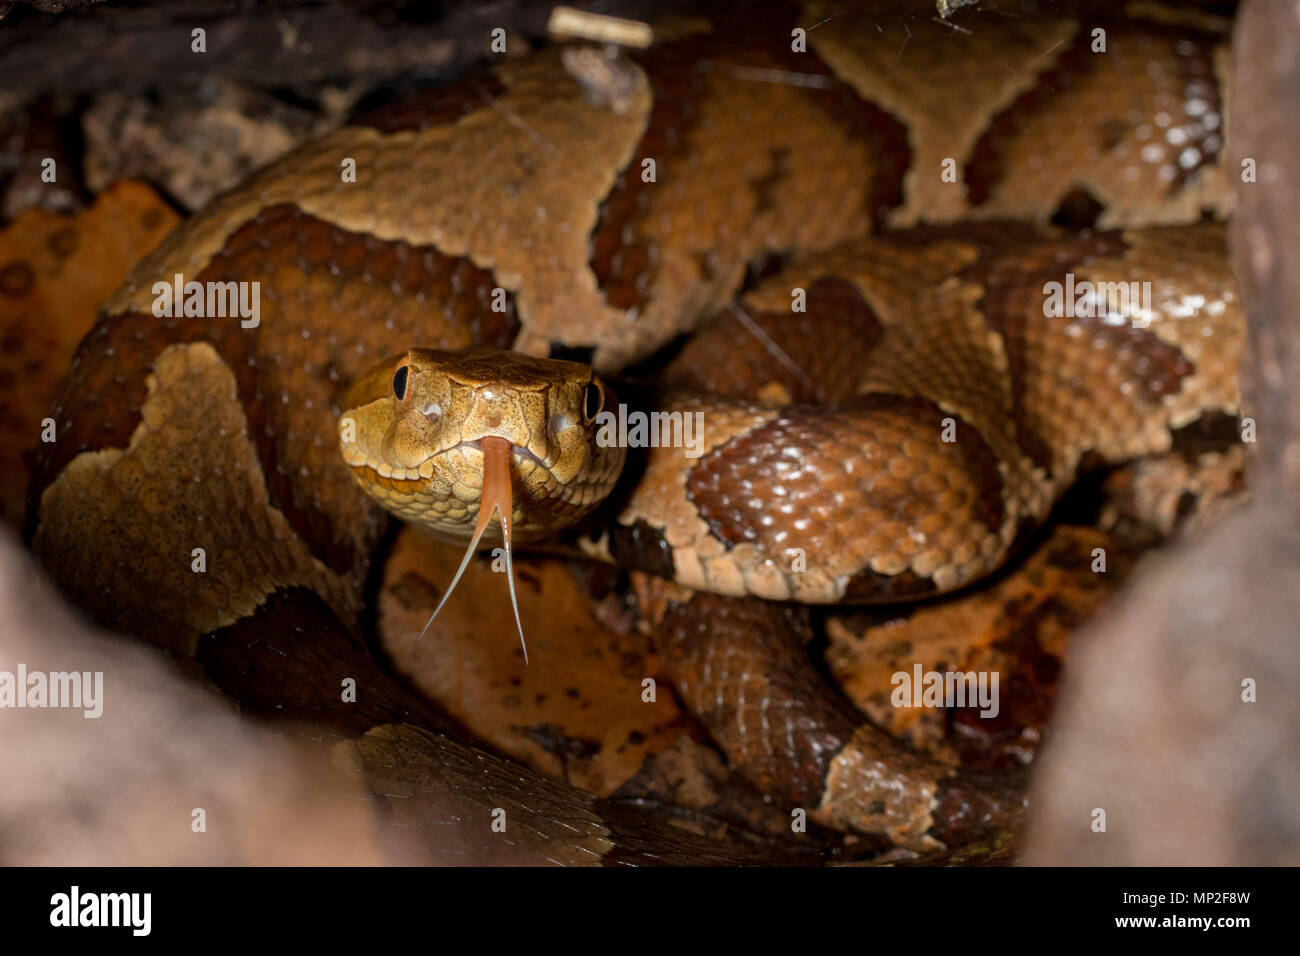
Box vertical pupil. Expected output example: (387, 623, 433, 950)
(393, 365, 409, 400)
(585, 382, 601, 419)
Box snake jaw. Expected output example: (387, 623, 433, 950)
(417, 435, 528, 663)
(428, 437, 556, 481)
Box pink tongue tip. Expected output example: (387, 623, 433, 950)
(416, 435, 529, 664)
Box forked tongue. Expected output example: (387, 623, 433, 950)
(417, 436, 528, 663)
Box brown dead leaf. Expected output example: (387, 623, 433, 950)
(825, 525, 1135, 765)
(378, 526, 693, 796)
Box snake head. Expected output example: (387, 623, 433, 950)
(338, 347, 625, 544)
(339, 347, 625, 662)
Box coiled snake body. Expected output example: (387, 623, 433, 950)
(30, 3, 1243, 861)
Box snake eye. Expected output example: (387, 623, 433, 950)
(392, 364, 409, 401)
(583, 379, 604, 422)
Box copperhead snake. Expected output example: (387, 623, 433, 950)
(28, 2, 1245, 862)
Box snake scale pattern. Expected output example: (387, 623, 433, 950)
(28, 1, 1243, 861)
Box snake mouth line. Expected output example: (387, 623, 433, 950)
(430, 437, 555, 478)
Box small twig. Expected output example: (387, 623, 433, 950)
(719, 65, 836, 90)
(479, 86, 558, 155)
(727, 304, 820, 399)
(931, 16, 973, 36)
